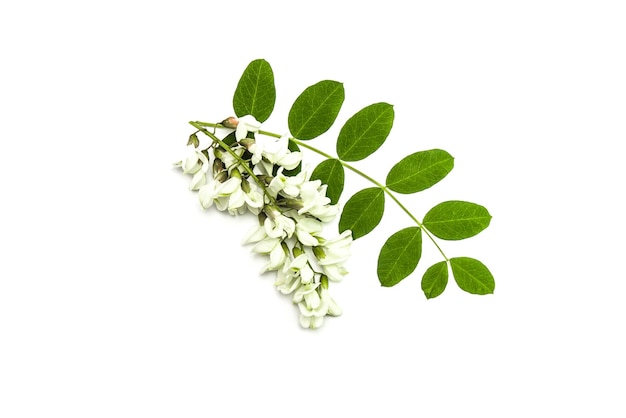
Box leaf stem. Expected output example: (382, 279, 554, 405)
(193, 121, 449, 261)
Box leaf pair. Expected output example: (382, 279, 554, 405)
(421, 258, 495, 299)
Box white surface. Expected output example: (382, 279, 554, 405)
(1, 1, 625, 416)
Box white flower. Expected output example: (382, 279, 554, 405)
(298, 180, 339, 222)
(252, 238, 288, 271)
(235, 115, 262, 141)
(248, 133, 303, 170)
(320, 280, 342, 316)
(198, 176, 241, 210)
(264, 210, 296, 239)
(274, 253, 314, 294)
(314, 230, 353, 281)
(321, 263, 349, 282)
(216, 146, 245, 172)
(243, 181, 264, 214)
(317, 230, 352, 266)
(243, 224, 268, 244)
(294, 216, 323, 247)
(268, 166, 310, 199)
(296, 283, 328, 329)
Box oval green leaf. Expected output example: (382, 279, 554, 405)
(233, 59, 276, 123)
(386, 149, 454, 194)
(288, 80, 345, 140)
(337, 103, 394, 161)
(377, 227, 422, 287)
(450, 257, 495, 295)
(338, 187, 384, 239)
(423, 201, 492, 240)
(310, 159, 344, 205)
(421, 261, 449, 299)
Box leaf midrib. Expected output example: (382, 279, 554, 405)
(294, 82, 342, 138)
(388, 157, 452, 187)
(341, 106, 392, 158)
(380, 229, 421, 284)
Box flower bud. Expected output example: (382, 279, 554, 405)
(221, 116, 239, 129)
(292, 246, 304, 258)
(241, 178, 251, 193)
(313, 246, 326, 260)
(230, 168, 242, 179)
(213, 158, 225, 175)
(281, 198, 304, 210)
(187, 133, 199, 148)
(238, 138, 255, 149)
(321, 275, 329, 289)
(215, 171, 228, 183)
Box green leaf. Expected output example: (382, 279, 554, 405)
(336, 103, 394, 161)
(310, 159, 344, 204)
(338, 187, 384, 239)
(377, 227, 422, 287)
(423, 201, 492, 240)
(288, 80, 345, 140)
(421, 261, 449, 299)
(450, 257, 495, 295)
(221, 131, 237, 147)
(386, 149, 454, 194)
(233, 59, 276, 123)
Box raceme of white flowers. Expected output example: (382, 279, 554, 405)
(174, 115, 353, 329)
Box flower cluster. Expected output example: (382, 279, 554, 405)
(175, 115, 352, 329)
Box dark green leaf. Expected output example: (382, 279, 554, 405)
(421, 261, 449, 299)
(221, 131, 237, 147)
(377, 227, 422, 287)
(337, 103, 394, 161)
(310, 159, 344, 204)
(338, 187, 384, 239)
(288, 80, 345, 140)
(386, 149, 454, 194)
(233, 59, 276, 122)
(450, 257, 495, 295)
(423, 201, 492, 240)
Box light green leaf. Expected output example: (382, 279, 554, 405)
(377, 227, 422, 287)
(233, 59, 276, 123)
(450, 257, 495, 295)
(423, 201, 492, 240)
(288, 80, 345, 140)
(421, 261, 448, 299)
(337, 103, 394, 161)
(338, 187, 384, 239)
(386, 149, 454, 194)
(310, 159, 344, 204)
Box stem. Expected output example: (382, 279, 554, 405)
(193, 121, 449, 261)
(291, 139, 449, 261)
(188, 121, 277, 207)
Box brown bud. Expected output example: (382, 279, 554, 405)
(238, 138, 255, 149)
(220, 116, 239, 129)
(215, 171, 228, 183)
(213, 159, 225, 174)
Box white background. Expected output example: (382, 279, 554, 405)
(1, 1, 625, 416)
